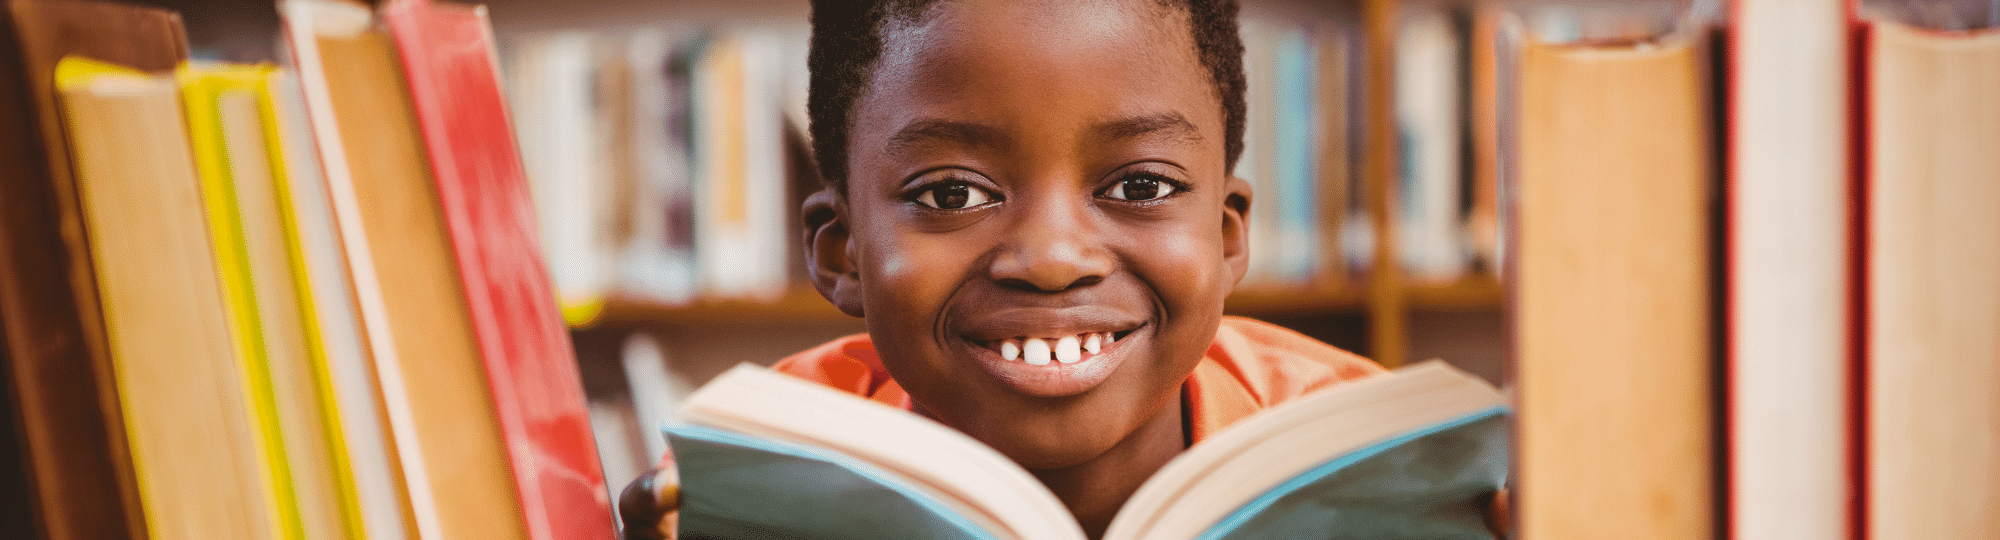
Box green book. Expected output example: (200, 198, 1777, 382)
(666, 361, 1507, 540)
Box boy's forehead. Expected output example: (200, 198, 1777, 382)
(879, 0, 1192, 69)
(855, 0, 1217, 153)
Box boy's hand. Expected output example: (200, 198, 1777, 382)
(617, 467, 679, 540)
(1483, 488, 1511, 539)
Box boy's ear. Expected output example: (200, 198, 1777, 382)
(802, 189, 865, 318)
(1221, 175, 1252, 286)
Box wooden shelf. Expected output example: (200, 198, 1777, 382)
(585, 287, 852, 327)
(1227, 281, 1368, 316)
(1404, 274, 1505, 309)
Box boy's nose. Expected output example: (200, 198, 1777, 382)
(986, 201, 1115, 292)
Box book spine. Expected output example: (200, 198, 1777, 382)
(0, 3, 188, 537)
(1725, 0, 1855, 537)
(380, 1, 616, 538)
(178, 65, 304, 540)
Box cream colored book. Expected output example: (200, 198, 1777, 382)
(1863, 18, 2000, 540)
(667, 361, 1506, 540)
(1728, 0, 1855, 537)
(56, 56, 277, 540)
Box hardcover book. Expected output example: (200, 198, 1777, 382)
(380, 0, 616, 537)
(667, 361, 1506, 540)
(0, 1, 186, 536)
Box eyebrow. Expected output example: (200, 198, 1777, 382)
(885, 119, 1008, 156)
(881, 112, 1204, 157)
(1087, 112, 1203, 146)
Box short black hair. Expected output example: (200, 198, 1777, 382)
(807, 0, 1247, 193)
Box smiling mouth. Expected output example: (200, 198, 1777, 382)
(979, 329, 1135, 366)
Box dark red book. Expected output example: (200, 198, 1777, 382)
(380, 0, 615, 537)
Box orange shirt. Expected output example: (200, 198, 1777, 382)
(767, 316, 1385, 443)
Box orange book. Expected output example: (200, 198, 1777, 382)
(1511, 17, 1714, 540)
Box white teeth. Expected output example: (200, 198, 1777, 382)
(1105, 331, 1117, 345)
(1000, 340, 1020, 361)
(1083, 333, 1102, 354)
(1055, 335, 1081, 363)
(1022, 338, 1052, 365)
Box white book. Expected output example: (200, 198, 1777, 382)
(1727, 0, 1854, 538)
(1395, 3, 1468, 283)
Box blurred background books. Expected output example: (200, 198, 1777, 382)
(2, 0, 1997, 539)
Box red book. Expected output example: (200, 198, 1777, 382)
(380, 1, 615, 537)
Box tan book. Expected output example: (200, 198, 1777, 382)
(1863, 19, 2000, 540)
(1511, 30, 1713, 540)
(56, 57, 277, 540)
(280, 0, 527, 538)
(268, 67, 411, 540)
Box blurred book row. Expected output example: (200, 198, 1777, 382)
(504, 27, 811, 322)
(0, 0, 614, 539)
(504, 10, 1525, 325)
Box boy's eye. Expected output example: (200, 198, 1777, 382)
(914, 182, 995, 209)
(1103, 176, 1178, 201)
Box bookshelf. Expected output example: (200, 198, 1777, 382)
(134, 0, 1508, 368)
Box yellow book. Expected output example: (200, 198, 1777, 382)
(55, 55, 276, 540)
(181, 61, 371, 540)
(176, 63, 309, 540)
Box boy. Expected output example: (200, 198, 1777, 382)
(622, 0, 1497, 537)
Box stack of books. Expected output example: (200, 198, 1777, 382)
(0, 0, 615, 538)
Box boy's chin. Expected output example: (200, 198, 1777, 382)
(953, 390, 1181, 472)
(981, 422, 1135, 471)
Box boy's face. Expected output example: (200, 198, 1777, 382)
(809, 0, 1249, 468)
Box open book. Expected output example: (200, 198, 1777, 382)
(664, 360, 1507, 540)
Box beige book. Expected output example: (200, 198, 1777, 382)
(1512, 33, 1713, 540)
(1864, 20, 2000, 540)
(56, 58, 275, 540)
(281, 0, 528, 538)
